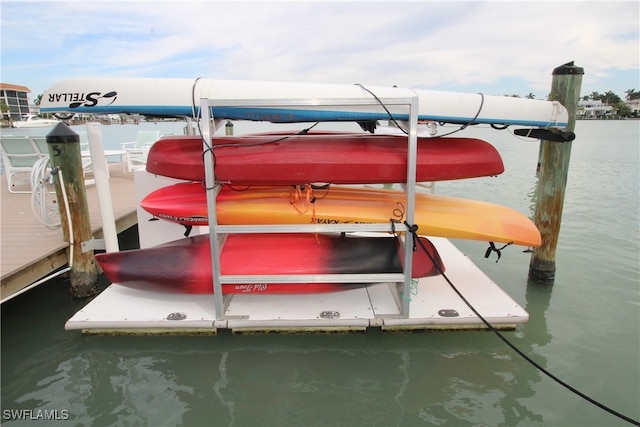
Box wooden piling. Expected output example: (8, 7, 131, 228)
(47, 123, 99, 298)
(529, 62, 584, 283)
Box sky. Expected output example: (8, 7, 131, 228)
(1, 1, 638, 102)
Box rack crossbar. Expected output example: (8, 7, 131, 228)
(219, 273, 406, 284)
(214, 224, 409, 234)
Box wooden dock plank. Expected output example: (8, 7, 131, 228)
(1, 167, 138, 301)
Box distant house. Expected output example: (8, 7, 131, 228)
(577, 100, 613, 118)
(0, 83, 34, 123)
(624, 99, 640, 115)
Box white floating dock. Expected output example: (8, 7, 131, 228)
(65, 170, 528, 334)
(65, 237, 528, 334)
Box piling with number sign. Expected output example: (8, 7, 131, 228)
(528, 62, 584, 283)
(46, 123, 99, 298)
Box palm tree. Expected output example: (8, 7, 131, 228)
(0, 100, 11, 127)
(526, 92, 535, 99)
(602, 90, 621, 105)
(625, 89, 639, 101)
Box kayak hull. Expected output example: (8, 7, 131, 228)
(40, 78, 569, 128)
(141, 183, 542, 247)
(145, 132, 504, 184)
(95, 233, 444, 294)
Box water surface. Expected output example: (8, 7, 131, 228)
(2, 120, 638, 426)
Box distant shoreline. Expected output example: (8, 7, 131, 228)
(577, 116, 639, 120)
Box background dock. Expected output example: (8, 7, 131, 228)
(0, 168, 138, 301)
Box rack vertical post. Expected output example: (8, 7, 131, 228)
(400, 95, 419, 316)
(201, 101, 226, 317)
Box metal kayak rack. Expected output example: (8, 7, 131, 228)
(198, 95, 420, 320)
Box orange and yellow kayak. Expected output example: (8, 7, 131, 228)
(141, 183, 541, 247)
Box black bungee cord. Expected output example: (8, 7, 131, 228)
(354, 82, 488, 137)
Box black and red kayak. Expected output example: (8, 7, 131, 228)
(95, 233, 444, 294)
(145, 132, 504, 184)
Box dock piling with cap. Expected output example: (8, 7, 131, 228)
(528, 61, 584, 283)
(46, 123, 99, 298)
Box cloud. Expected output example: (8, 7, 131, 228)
(1, 1, 638, 98)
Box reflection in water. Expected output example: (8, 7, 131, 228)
(13, 355, 96, 426)
(109, 356, 193, 426)
(8, 352, 196, 426)
(399, 343, 543, 426)
(495, 278, 554, 426)
(524, 280, 554, 349)
(213, 352, 235, 426)
(394, 351, 411, 419)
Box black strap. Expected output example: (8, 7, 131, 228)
(484, 241, 513, 263)
(514, 127, 576, 142)
(403, 221, 420, 251)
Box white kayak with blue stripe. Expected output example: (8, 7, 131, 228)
(40, 77, 569, 128)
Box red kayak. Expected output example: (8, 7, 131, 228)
(145, 132, 504, 184)
(95, 233, 444, 294)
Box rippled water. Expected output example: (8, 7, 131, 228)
(1, 120, 638, 426)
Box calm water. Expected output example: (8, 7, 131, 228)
(1, 120, 639, 426)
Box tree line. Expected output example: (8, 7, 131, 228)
(508, 89, 639, 102)
(580, 89, 639, 117)
(583, 89, 640, 103)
